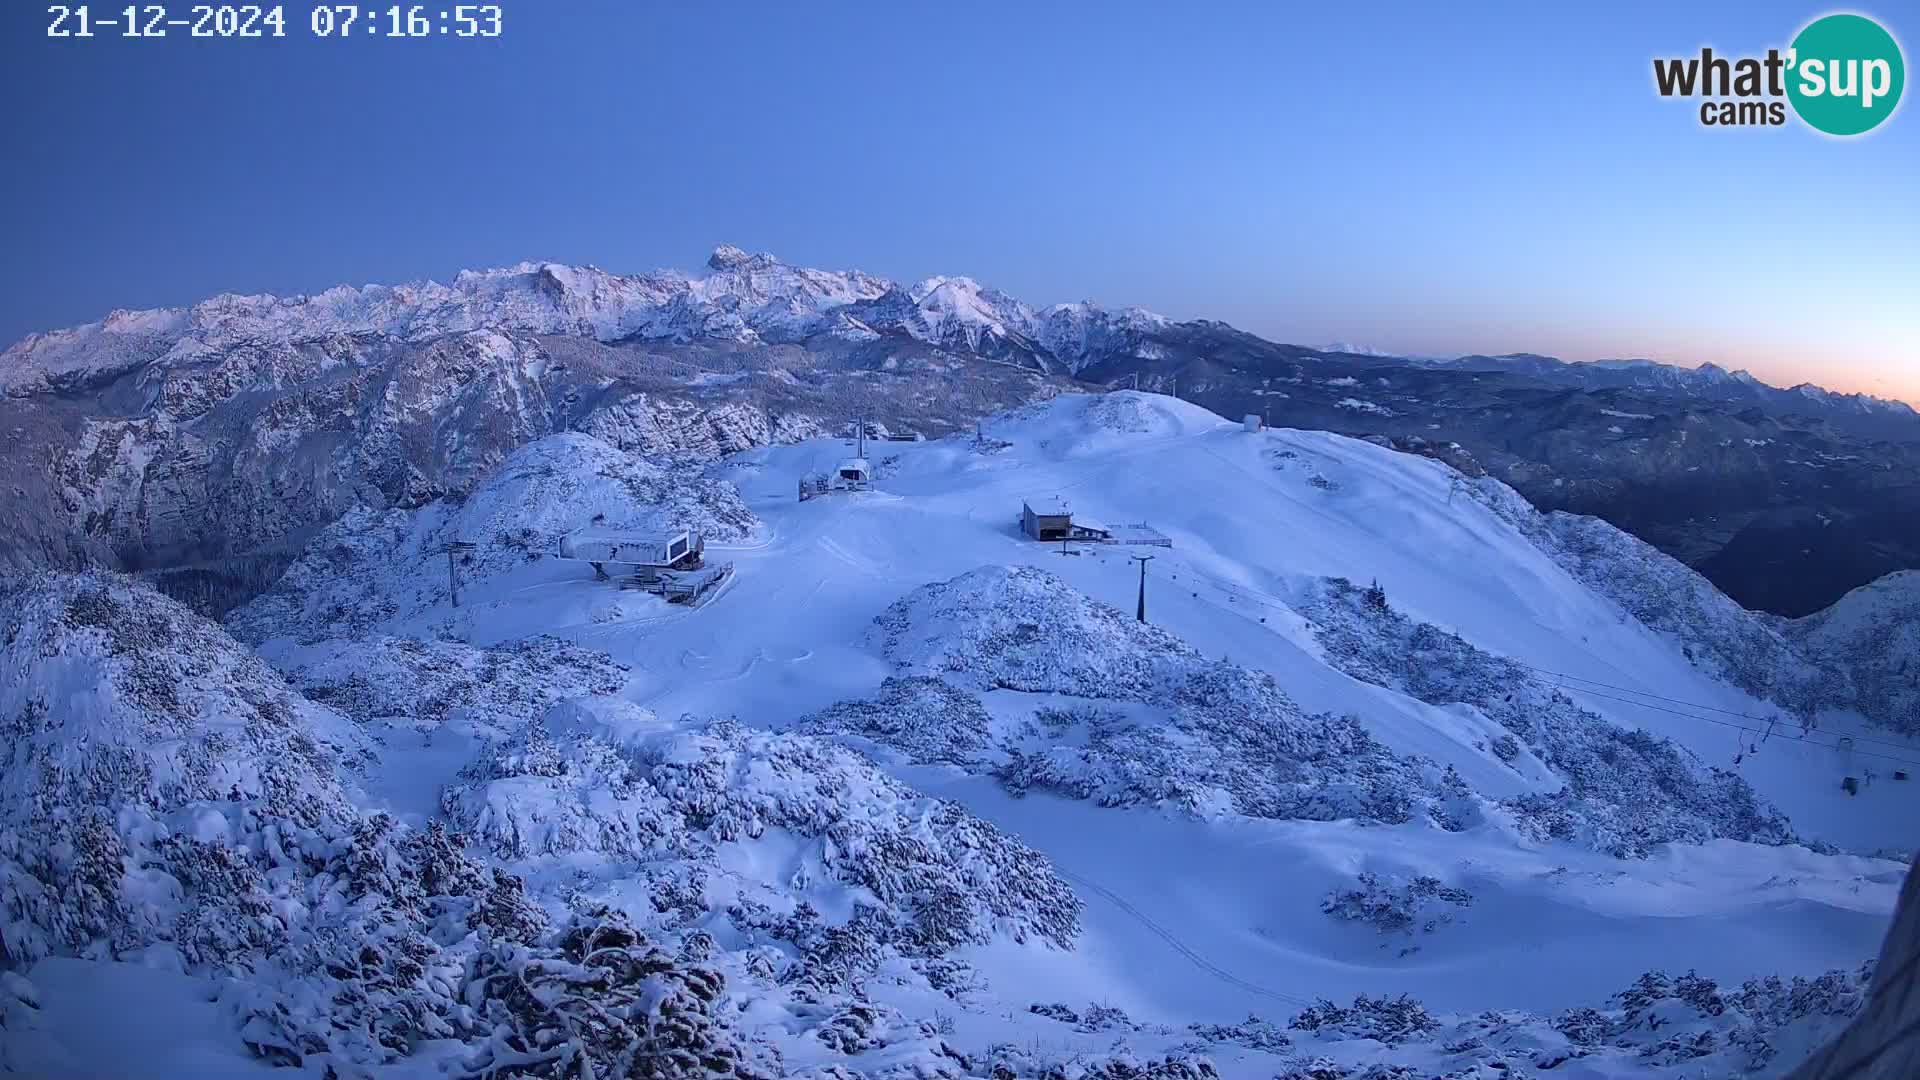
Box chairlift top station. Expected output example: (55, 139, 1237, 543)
(557, 527, 703, 570)
(799, 415, 922, 501)
(552, 525, 732, 606)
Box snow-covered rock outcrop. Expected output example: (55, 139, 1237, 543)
(1790, 571, 1920, 738)
(446, 701, 1081, 967)
(273, 633, 630, 735)
(227, 431, 757, 643)
(0, 571, 366, 965)
(820, 565, 1449, 825)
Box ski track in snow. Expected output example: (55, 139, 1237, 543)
(1053, 868, 1316, 1009)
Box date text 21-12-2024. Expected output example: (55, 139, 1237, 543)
(47, 4, 504, 39)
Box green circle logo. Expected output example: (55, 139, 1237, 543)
(1787, 13, 1905, 135)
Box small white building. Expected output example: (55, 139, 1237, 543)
(1244, 414, 1262, 432)
(558, 527, 704, 579)
(836, 457, 872, 488)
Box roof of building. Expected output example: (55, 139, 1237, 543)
(1024, 496, 1072, 517)
(566, 526, 690, 544)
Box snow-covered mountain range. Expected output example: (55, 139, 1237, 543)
(0, 245, 1170, 395)
(4, 246, 1918, 619)
(3, 390, 1913, 1078)
(8, 247, 1905, 413)
(1419, 353, 1917, 420)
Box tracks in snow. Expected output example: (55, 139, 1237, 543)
(1054, 868, 1314, 1009)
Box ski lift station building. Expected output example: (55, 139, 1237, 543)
(836, 457, 872, 488)
(1021, 497, 1169, 547)
(558, 527, 705, 575)
(1022, 498, 1113, 542)
(1023, 497, 1073, 540)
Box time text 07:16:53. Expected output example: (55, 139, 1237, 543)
(46, 5, 503, 39)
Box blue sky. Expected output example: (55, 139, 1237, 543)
(4, 1, 1916, 401)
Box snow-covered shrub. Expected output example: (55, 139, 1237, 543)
(1488, 733, 1521, 763)
(1322, 872, 1473, 936)
(870, 566, 1448, 826)
(1237, 958, 1876, 1080)
(1024, 1001, 1138, 1034)
(226, 814, 538, 1067)
(980, 1045, 1222, 1080)
(1185, 1014, 1294, 1053)
(237, 859, 773, 1076)
(1272, 1059, 1426, 1080)
(277, 633, 629, 732)
(226, 505, 414, 642)
(764, 904, 896, 995)
(0, 573, 690, 1077)
(1305, 577, 1796, 857)
(1083, 390, 1185, 435)
(443, 704, 1083, 971)
(807, 1000, 939, 1055)
(874, 565, 1208, 700)
(454, 907, 776, 1080)
(0, 572, 366, 965)
(662, 720, 1081, 953)
(445, 712, 676, 860)
(995, 709, 1428, 825)
(797, 676, 992, 764)
(1289, 995, 1440, 1046)
(1600, 965, 1873, 1074)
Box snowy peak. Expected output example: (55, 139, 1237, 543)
(1790, 382, 1917, 416)
(0, 247, 1168, 390)
(5, 247, 1909, 420)
(704, 243, 766, 271)
(885, 275, 1037, 350)
(1320, 342, 1403, 358)
(1037, 302, 1168, 367)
